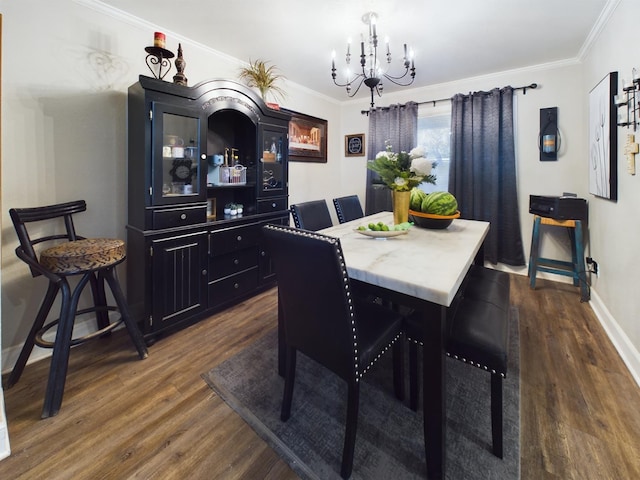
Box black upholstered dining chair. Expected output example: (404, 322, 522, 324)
(263, 224, 405, 479)
(7, 200, 148, 418)
(289, 199, 333, 231)
(333, 195, 364, 224)
(405, 265, 511, 458)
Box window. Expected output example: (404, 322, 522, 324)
(416, 105, 451, 194)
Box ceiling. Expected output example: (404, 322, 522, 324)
(101, 0, 612, 104)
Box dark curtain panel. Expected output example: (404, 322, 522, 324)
(365, 102, 418, 214)
(449, 87, 525, 266)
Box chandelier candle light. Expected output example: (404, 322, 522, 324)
(331, 12, 415, 108)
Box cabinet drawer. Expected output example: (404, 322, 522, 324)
(152, 205, 206, 230)
(209, 247, 258, 281)
(258, 197, 288, 214)
(209, 223, 261, 255)
(208, 268, 258, 307)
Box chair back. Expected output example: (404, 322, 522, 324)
(263, 224, 358, 380)
(289, 200, 333, 231)
(9, 200, 87, 278)
(333, 195, 364, 224)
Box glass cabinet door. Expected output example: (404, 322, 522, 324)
(153, 103, 205, 204)
(259, 125, 287, 198)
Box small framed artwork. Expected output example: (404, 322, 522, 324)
(345, 133, 365, 157)
(588, 71, 618, 201)
(282, 109, 327, 163)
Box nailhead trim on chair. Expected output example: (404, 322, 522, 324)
(446, 352, 506, 378)
(266, 224, 401, 383)
(290, 207, 302, 229)
(358, 333, 402, 380)
(406, 336, 506, 378)
(333, 198, 347, 224)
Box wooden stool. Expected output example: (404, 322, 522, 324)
(528, 215, 589, 302)
(7, 200, 149, 418)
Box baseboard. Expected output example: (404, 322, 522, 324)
(589, 289, 640, 388)
(0, 392, 10, 460)
(1, 315, 106, 376)
(0, 315, 123, 460)
(496, 263, 640, 388)
(488, 263, 575, 285)
(2, 273, 638, 394)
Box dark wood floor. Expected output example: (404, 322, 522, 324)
(1, 274, 639, 479)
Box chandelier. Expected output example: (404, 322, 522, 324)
(331, 12, 416, 108)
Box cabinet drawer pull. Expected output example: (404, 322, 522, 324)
(180, 213, 187, 220)
(234, 259, 239, 265)
(236, 235, 242, 242)
(272, 202, 277, 208)
(202, 269, 207, 276)
(261, 251, 266, 257)
(234, 283, 240, 289)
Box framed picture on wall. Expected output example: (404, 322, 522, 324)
(345, 133, 365, 157)
(588, 71, 618, 201)
(282, 109, 327, 163)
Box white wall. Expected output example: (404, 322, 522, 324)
(1, 0, 638, 388)
(0, 0, 340, 367)
(0, 9, 10, 459)
(338, 61, 587, 275)
(579, 0, 640, 384)
(335, 1, 640, 384)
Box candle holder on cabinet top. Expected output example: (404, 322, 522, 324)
(144, 46, 174, 80)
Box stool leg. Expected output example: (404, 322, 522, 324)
(569, 227, 579, 287)
(528, 216, 541, 288)
(6, 282, 59, 389)
(574, 221, 589, 302)
(89, 272, 110, 331)
(42, 275, 90, 418)
(102, 267, 148, 359)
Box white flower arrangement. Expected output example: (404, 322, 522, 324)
(368, 142, 437, 191)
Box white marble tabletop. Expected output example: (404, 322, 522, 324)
(320, 211, 490, 307)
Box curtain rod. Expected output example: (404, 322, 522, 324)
(360, 82, 538, 115)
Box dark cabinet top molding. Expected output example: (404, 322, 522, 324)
(137, 75, 290, 123)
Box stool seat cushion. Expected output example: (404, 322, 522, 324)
(40, 238, 125, 274)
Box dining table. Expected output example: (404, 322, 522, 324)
(309, 211, 490, 479)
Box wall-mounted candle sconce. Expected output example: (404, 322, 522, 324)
(538, 107, 561, 161)
(615, 68, 640, 129)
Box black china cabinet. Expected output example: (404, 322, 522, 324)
(127, 76, 290, 341)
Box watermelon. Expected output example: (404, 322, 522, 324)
(420, 191, 458, 215)
(409, 187, 427, 211)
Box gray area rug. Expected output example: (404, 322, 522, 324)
(203, 308, 520, 479)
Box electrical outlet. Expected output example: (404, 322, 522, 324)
(586, 257, 599, 276)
